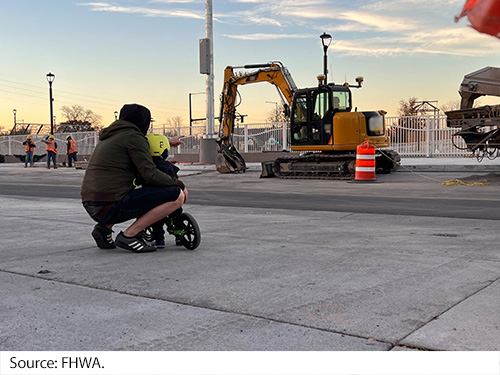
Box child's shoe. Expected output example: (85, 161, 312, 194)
(154, 239, 165, 249)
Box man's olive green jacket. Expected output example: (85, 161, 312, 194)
(81, 120, 177, 203)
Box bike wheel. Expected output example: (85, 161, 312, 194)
(175, 212, 201, 250)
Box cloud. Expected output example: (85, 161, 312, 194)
(224, 33, 316, 41)
(365, 0, 464, 10)
(78, 0, 500, 58)
(79, 2, 205, 19)
(230, 0, 269, 3)
(335, 10, 418, 32)
(329, 26, 500, 57)
(246, 16, 282, 27)
(149, 0, 203, 3)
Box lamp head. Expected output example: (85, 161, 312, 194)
(320, 32, 332, 49)
(46, 72, 55, 84)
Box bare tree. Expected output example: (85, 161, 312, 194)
(266, 103, 290, 123)
(440, 100, 461, 113)
(58, 105, 102, 132)
(166, 116, 183, 128)
(156, 116, 184, 138)
(398, 97, 419, 116)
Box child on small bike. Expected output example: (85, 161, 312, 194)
(145, 133, 186, 248)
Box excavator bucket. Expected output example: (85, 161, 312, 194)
(216, 144, 246, 173)
(456, 0, 500, 38)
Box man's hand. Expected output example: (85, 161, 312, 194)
(169, 135, 184, 147)
(183, 188, 188, 204)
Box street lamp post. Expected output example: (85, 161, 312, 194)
(320, 32, 332, 84)
(114, 111, 118, 121)
(13, 109, 17, 126)
(46, 72, 55, 134)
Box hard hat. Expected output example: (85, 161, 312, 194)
(66, 135, 72, 140)
(146, 133, 170, 157)
(27, 136, 32, 140)
(49, 135, 54, 139)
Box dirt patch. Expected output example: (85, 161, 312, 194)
(457, 173, 500, 186)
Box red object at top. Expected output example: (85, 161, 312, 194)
(456, 0, 500, 38)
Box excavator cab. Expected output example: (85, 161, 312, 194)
(291, 85, 352, 148)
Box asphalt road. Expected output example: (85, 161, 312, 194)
(0, 166, 499, 220)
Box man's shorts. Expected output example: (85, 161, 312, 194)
(83, 186, 181, 225)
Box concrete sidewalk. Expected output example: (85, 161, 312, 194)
(398, 157, 500, 172)
(0, 172, 499, 350)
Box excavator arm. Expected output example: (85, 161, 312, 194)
(216, 62, 297, 173)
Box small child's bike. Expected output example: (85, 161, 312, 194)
(144, 212, 201, 250)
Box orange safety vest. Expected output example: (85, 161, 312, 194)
(68, 139, 78, 154)
(46, 139, 57, 154)
(25, 141, 35, 152)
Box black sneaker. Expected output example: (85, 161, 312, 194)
(91, 223, 115, 249)
(115, 231, 156, 253)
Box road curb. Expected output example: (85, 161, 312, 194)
(397, 164, 500, 172)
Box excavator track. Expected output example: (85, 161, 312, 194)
(271, 150, 400, 180)
(273, 153, 356, 180)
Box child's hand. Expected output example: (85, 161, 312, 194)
(169, 135, 184, 147)
(183, 188, 188, 204)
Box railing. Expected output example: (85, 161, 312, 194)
(0, 132, 98, 156)
(150, 123, 289, 155)
(0, 116, 480, 159)
(161, 117, 471, 158)
(385, 115, 468, 157)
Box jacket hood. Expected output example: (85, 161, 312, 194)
(119, 104, 151, 135)
(99, 120, 142, 140)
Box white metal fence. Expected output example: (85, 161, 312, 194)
(385, 115, 469, 157)
(150, 123, 288, 155)
(0, 116, 476, 158)
(160, 116, 471, 158)
(0, 132, 98, 157)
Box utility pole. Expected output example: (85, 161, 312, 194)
(199, 0, 217, 163)
(205, 0, 214, 138)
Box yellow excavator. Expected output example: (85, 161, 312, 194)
(216, 61, 400, 179)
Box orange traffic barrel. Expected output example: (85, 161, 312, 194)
(355, 141, 376, 181)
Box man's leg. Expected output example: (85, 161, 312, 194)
(87, 186, 184, 252)
(123, 189, 185, 237)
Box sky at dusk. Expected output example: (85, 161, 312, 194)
(1, 0, 500, 132)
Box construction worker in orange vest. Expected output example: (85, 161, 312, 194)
(22, 136, 36, 168)
(42, 134, 58, 169)
(66, 135, 78, 168)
